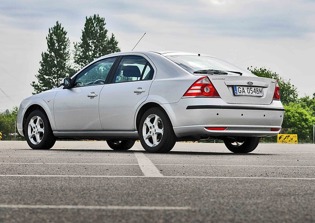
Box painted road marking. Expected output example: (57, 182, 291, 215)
(134, 152, 163, 177)
(1, 163, 314, 168)
(1, 175, 315, 180)
(0, 204, 192, 210)
(0, 163, 138, 166)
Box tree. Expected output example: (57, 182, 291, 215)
(282, 103, 315, 143)
(74, 14, 120, 68)
(249, 67, 298, 105)
(299, 96, 315, 117)
(0, 107, 19, 140)
(31, 21, 72, 94)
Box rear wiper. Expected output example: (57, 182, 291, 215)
(227, 70, 243, 76)
(193, 69, 242, 76)
(193, 69, 228, 75)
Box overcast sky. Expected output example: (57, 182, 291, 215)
(1, 0, 315, 111)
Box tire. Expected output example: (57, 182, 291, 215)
(139, 107, 176, 153)
(107, 140, 135, 151)
(24, 110, 56, 150)
(223, 137, 260, 154)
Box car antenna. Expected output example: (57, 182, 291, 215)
(131, 32, 146, 51)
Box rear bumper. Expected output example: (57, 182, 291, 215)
(186, 105, 284, 112)
(174, 125, 282, 138)
(165, 98, 284, 138)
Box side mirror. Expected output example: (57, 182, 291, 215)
(63, 77, 72, 89)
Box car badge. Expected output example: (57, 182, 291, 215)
(247, 81, 253, 86)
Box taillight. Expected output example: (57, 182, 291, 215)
(184, 77, 220, 97)
(273, 82, 280, 100)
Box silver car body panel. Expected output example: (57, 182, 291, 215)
(54, 85, 104, 130)
(167, 98, 283, 137)
(99, 80, 152, 130)
(17, 90, 59, 136)
(53, 130, 138, 138)
(211, 76, 276, 105)
(17, 51, 284, 140)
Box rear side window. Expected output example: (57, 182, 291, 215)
(113, 56, 154, 83)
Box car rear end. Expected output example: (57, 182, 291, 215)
(162, 53, 284, 139)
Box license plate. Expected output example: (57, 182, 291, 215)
(233, 86, 264, 97)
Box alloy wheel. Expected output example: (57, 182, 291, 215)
(27, 115, 45, 145)
(142, 114, 164, 147)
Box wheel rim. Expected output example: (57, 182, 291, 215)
(142, 114, 164, 147)
(27, 116, 45, 145)
(230, 141, 244, 147)
(111, 140, 122, 145)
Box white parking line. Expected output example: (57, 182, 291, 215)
(155, 164, 315, 168)
(0, 204, 192, 210)
(1, 162, 315, 169)
(134, 152, 163, 177)
(0, 163, 138, 166)
(1, 175, 315, 180)
(0, 163, 314, 168)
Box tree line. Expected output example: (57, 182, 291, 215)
(31, 14, 120, 94)
(250, 67, 315, 143)
(0, 14, 314, 142)
(0, 107, 18, 140)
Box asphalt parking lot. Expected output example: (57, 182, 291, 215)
(0, 141, 314, 223)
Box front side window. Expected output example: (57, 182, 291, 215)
(112, 56, 154, 83)
(74, 57, 116, 87)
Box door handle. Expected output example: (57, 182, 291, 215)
(87, 92, 98, 98)
(134, 88, 145, 94)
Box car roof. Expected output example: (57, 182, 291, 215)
(96, 51, 202, 60)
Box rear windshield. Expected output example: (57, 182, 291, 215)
(166, 54, 253, 76)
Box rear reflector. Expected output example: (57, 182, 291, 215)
(205, 127, 227, 131)
(271, 128, 280, 131)
(184, 77, 220, 97)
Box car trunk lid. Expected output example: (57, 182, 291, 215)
(209, 75, 277, 105)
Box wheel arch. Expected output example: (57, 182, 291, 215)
(22, 105, 52, 136)
(136, 102, 174, 131)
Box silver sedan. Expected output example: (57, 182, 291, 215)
(17, 51, 284, 153)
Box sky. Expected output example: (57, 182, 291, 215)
(1, 0, 315, 111)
